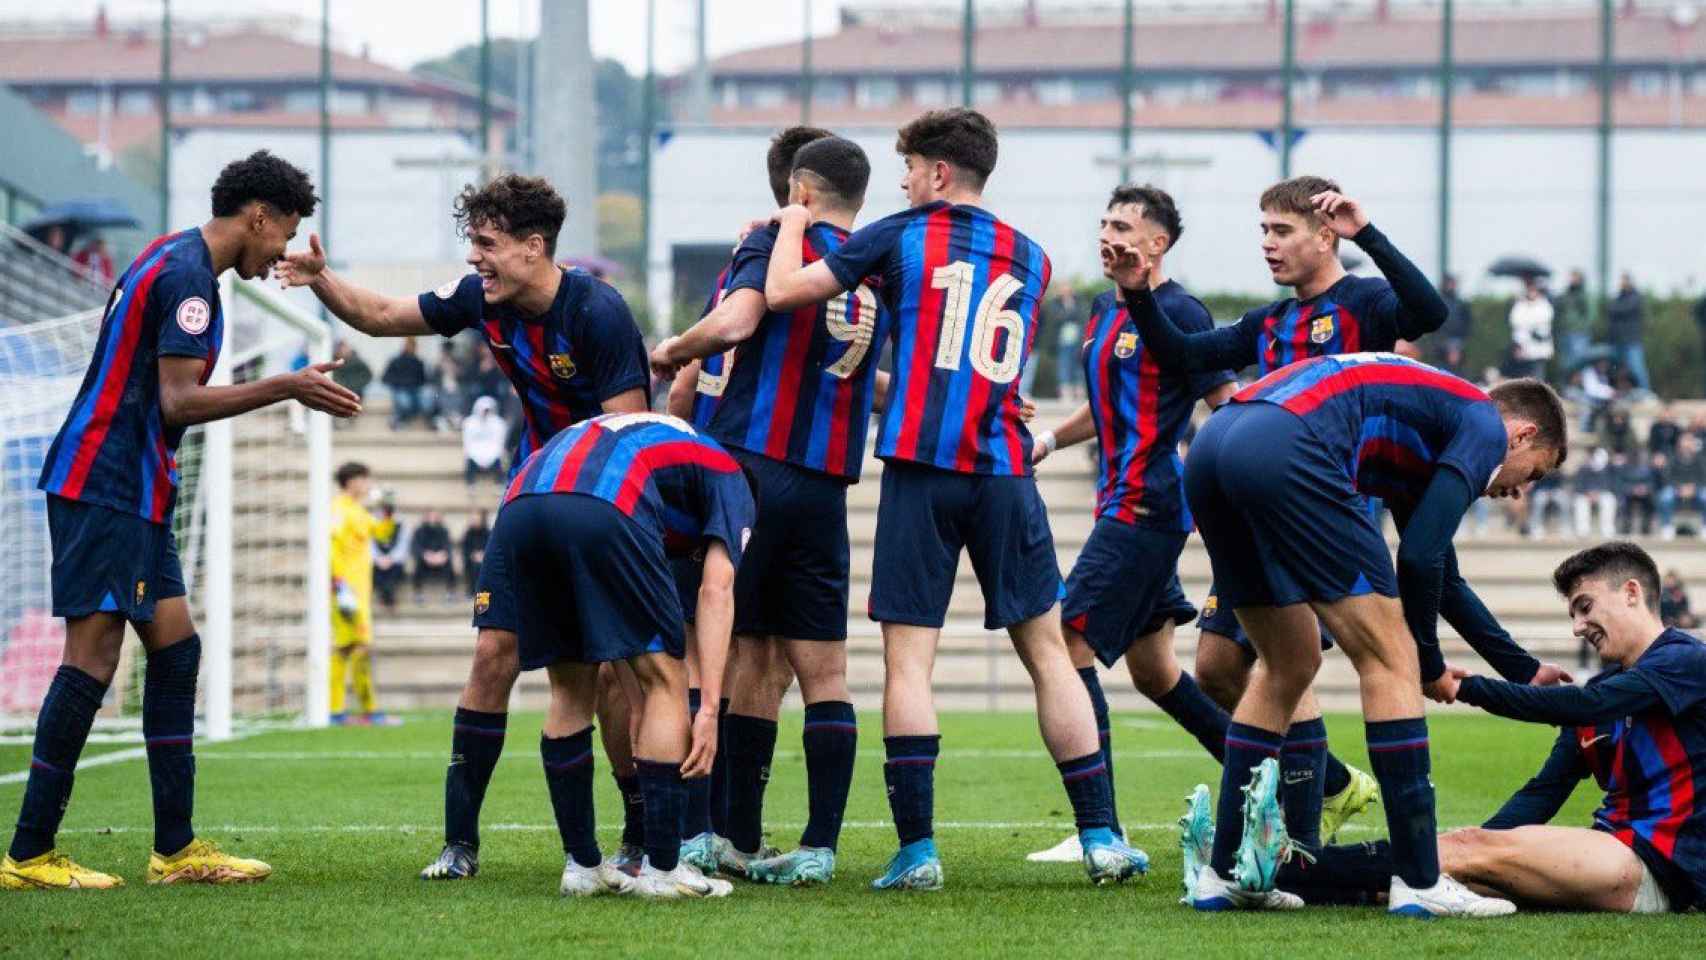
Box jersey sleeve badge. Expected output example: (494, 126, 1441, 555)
(1309, 315, 1335, 344)
(1202, 594, 1218, 618)
(548, 353, 577, 380)
(1115, 331, 1138, 359)
(435, 279, 461, 299)
(176, 297, 211, 335)
(474, 591, 491, 615)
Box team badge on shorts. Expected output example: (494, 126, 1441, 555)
(548, 353, 577, 379)
(176, 297, 211, 335)
(474, 591, 491, 615)
(1309, 315, 1335, 344)
(1202, 594, 1218, 618)
(136, 580, 148, 604)
(1115, 331, 1139, 359)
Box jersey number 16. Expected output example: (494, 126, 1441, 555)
(931, 262, 1025, 385)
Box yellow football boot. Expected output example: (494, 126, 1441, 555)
(146, 839, 271, 885)
(1320, 763, 1381, 843)
(0, 851, 125, 890)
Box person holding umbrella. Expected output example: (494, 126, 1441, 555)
(1508, 275, 1555, 382)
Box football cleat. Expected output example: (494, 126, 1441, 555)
(1388, 874, 1517, 919)
(716, 841, 780, 881)
(630, 859, 733, 899)
(1233, 757, 1310, 894)
(419, 842, 479, 880)
(147, 839, 271, 885)
(1320, 763, 1381, 843)
(679, 832, 725, 874)
(746, 846, 836, 886)
(1178, 784, 1215, 904)
(558, 856, 633, 897)
(1025, 833, 1084, 863)
(609, 843, 646, 878)
(1188, 863, 1304, 912)
(871, 838, 944, 892)
(0, 851, 123, 891)
(1081, 827, 1149, 885)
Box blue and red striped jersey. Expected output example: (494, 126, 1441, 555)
(1083, 286, 1235, 529)
(1577, 630, 1706, 905)
(38, 230, 223, 524)
(418, 268, 650, 473)
(702, 223, 888, 480)
(1245, 274, 1413, 376)
(825, 201, 1049, 476)
(1232, 353, 1507, 506)
(504, 412, 754, 562)
(688, 260, 736, 430)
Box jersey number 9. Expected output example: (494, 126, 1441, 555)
(931, 262, 1025, 385)
(824, 283, 878, 380)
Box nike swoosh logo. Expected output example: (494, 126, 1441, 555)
(1579, 734, 1609, 751)
(488, 342, 513, 351)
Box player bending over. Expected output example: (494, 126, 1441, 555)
(3, 151, 361, 891)
(486, 412, 753, 899)
(765, 107, 1145, 889)
(1166, 352, 1565, 917)
(274, 175, 654, 880)
(1237, 542, 1703, 915)
(649, 135, 887, 885)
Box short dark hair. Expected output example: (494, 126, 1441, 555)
(894, 108, 998, 189)
(1259, 174, 1340, 227)
(211, 150, 318, 218)
(790, 136, 871, 211)
(335, 461, 370, 489)
(1489, 377, 1569, 467)
(1108, 183, 1183, 249)
(1553, 541, 1661, 613)
(768, 126, 834, 206)
(452, 174, 567, 254)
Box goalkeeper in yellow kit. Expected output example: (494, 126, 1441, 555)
(330, 462, 393, 725)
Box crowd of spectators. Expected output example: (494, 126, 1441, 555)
(366, 494, 495, 612)
(1511, 405, 1706, 540)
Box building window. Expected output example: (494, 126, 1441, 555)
(856, 77, 898, 108)
(1036, 77, 1074, 105)
(913, 78, 950, 106)
(1071, 77, 1116, 102)
(218, 88, 258, 112)
(66, 90, 100, 115)
(814, 79, 850, 106)
(117, 89, 156, 115)
(738, 83, 787, 108)
(973, 80, 1001, 105)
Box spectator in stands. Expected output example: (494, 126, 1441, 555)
(427, 350, 455, 431)
(1661, 570, 1698, 630)
(462, 396, 507, 487)
(410, 510, 456, 603)
(1569, 360, 1617, 434)
(1690, 410, 1706, 446)
(1571, 447, 1618, 538)
(1524, 468, 1568, 539)
(1434, 273, 1472, 374)
(71, 236, 114, 286)
(1053, 290, 1083, 401)
(1553, 268, 1591, 370)
(1649, 404, 1683, 458)
(329, 341, 372, 407)
(381, 337, 431, 429)
(1696, 293, 1706, 398)
(1616, 448, 1657, 536)
(1659, 433, 1706, 539)
(466, 350, 510, 419)
(41, 224, 67, 255)
(461, 509, 490, 598)
(1600, 406, 1635, 455)
(1507, 276, 1553, 381)
(371, 493, 408, 612)
(1607, 272, 1651, 393)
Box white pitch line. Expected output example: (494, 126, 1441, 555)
(53, 820, 1379, 837)
(182, 748, 1209, 763)
(0, 746, 149, 786)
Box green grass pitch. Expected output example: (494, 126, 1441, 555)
(2, 710, 1700, 957)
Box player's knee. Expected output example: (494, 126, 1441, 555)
(1124, 647, 1177, 700)
(64, 644, 122, 686)
(467, 631, 519, 693)
(1439, 827, 1507, 876)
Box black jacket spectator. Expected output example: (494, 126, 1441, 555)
(1606, 287, 1645, 345)
(331, 343, 373, 401)
(1615, 451, 1656, 535)
(1600, 408, 1634, 455)
(461, 511, 490, 597)
(382, 349, 427, 391)
(1649, 411, 1682, 458)
(411, 511, 456, 599)
(1661, 573, 1696, 630)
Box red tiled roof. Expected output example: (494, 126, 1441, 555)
(708, 9, 1706, 76)
(50, 109, 408, 154)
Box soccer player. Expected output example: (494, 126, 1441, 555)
(2, 150, 361, 891)
(329, 461, 391, 725)
(661, 125, 832, 877)
(273, 174, 653, 880)
(489, 411, 754, 898)
(1124, 177, 1568, 842)
(764, 107, 1146, 889)
(1022, 184, 1238, 863)
(649, 135, 888, 885)
(1163, 351, 1565, 916)
(1254, 542, 1705, 915)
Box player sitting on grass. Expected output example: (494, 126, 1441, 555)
(1201, 542, 1704, 915)
(3, 150, 361, 891)
(1162, 351, 1565, 918)
(485, 412, 753, 899)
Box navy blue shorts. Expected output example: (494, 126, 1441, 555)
(1062, 518, 1197, 667)
(480, 494, 684, 670)
(869, 460, 1063, 631)
(729, 449, 849, 641)
(1184, 402, 1396, 611)
(1197, 580, 1336, 659)
(46, 495, 184, 622)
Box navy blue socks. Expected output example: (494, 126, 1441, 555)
(883, 735, 939, 847)
(1076, 667, 1123, 836)
(444, 707, 507, 849)
(541, 727, 600, 868)
(1366, 718, 1440, 888)
(723, 713, 777, 854)
(143, 635, 200, 856)
(1155, 672, 1230, 762)
(681, 688, 712, 839)
(1057, 752, 1114, 833)
(1210, 722, 1284, 876)
(799, 701, 857, 851)
(9, 665, 107, 861)
(1281, 718, 1328, 848)
(636, 759, 685, 871)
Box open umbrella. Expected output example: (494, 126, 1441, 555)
(22, 198, 141, 234)
(1487, 255, 1551, 279)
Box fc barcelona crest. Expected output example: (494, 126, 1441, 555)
(474, 591, 491, 615)
(1309, 316, 1335, 344)
(1202, 594, 1218, 619)
(136, 580, 148, 604)
(548, 353, 577, 380)
(1114, 332, 1139, 359)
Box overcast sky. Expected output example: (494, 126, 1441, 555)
(0, 0, 1623, 76)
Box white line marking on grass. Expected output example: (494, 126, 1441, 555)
(0, 729, 262, 785)
(180, 748, 1210, 763)
(54, 820, 1377, 836)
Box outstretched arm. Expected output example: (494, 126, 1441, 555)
(650, 289, 766, 379)
(158, 355, 361, 428)
(274, 234, 435, 337)
(1437, 549, 1549, 684)
(1394, 469, 1477, 686)
(1481, 729, 1588, 830)
(1120, 282, 1256, 374)
(1459, 669, 1666, 727)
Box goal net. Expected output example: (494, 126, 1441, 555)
(0, 278, 331, 743)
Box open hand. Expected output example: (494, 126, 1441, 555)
(290, 360, 362, 418)
(273, 233, 327, 288)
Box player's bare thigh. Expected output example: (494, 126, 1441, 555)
(1440, 826, 1646, 913)
(459, 628, 520, 711)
